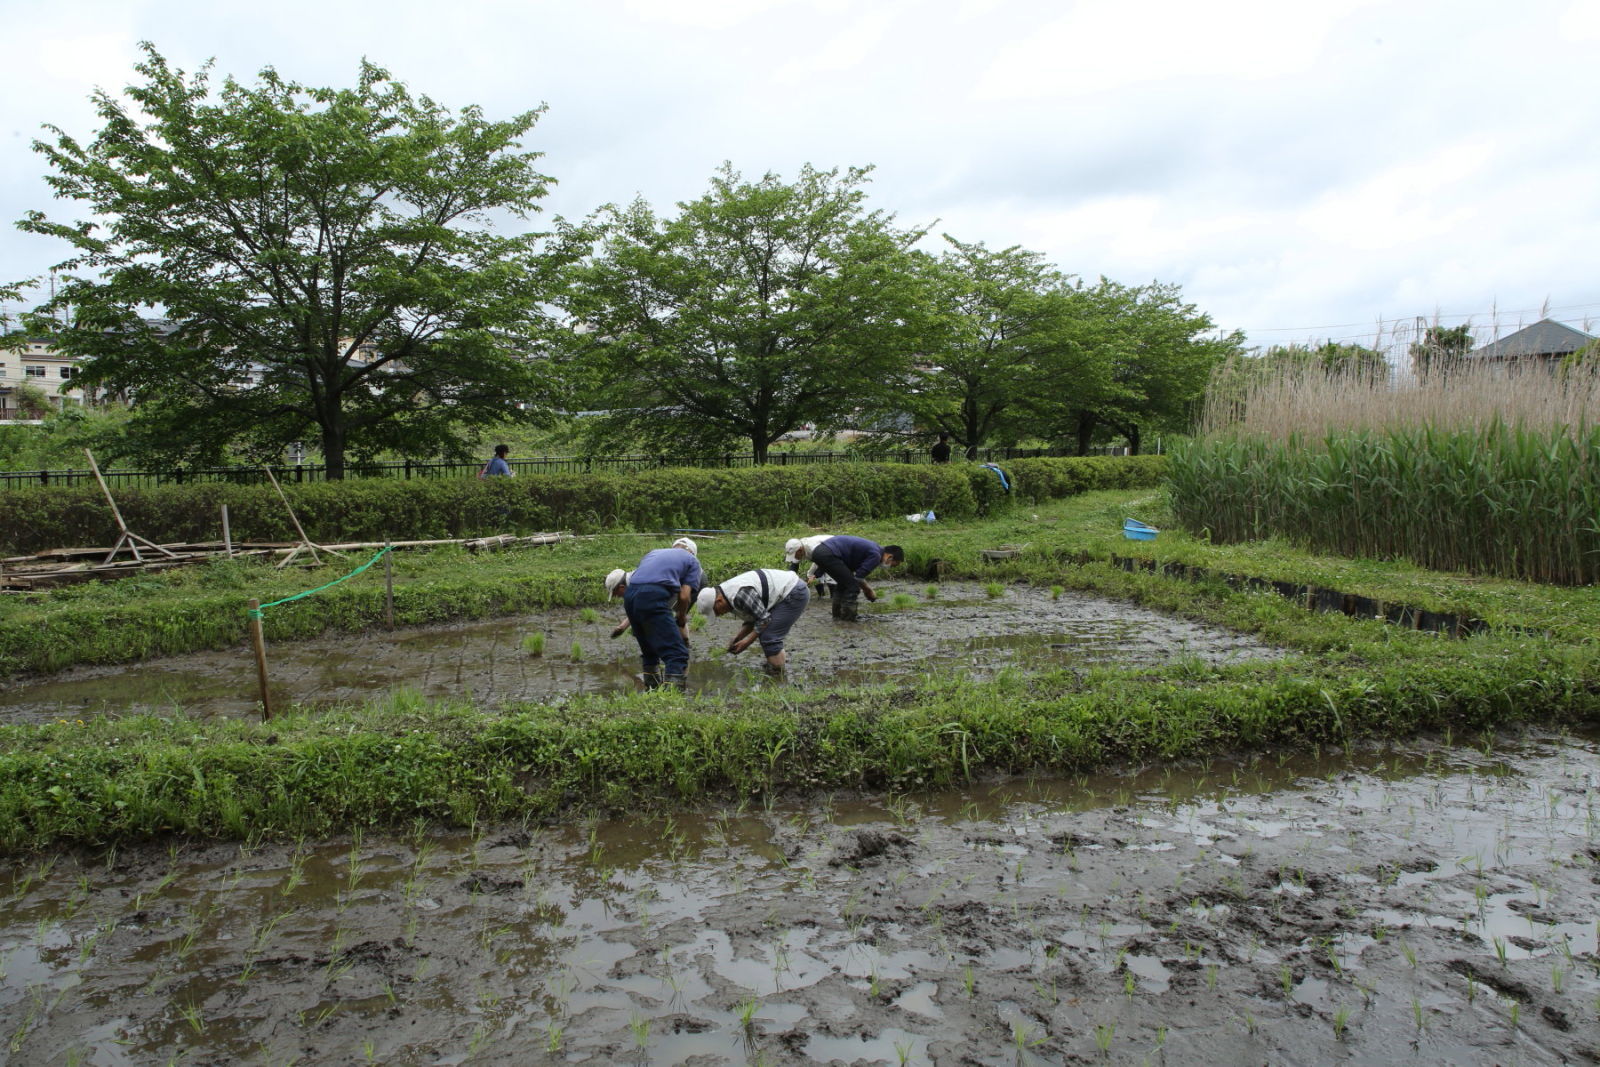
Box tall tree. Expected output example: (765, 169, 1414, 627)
(898, 238, 1087, 458)
(17, 44, 557, 476)
(553, 164, 929, 462)
(1027, 280, 1239, 454)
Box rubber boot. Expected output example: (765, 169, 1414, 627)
(636, 666, 664, 690)
(663, 672, 687, 690)
(838, 594, 860, 622)
(830, 596, 843, 619)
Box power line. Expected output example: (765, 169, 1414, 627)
(1234, 300, 1600, 337)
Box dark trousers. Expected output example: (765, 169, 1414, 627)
(809, 543, 860, 607)
(623, 583, 688, 675)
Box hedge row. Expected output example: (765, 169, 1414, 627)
(0, 455, 1166, 554)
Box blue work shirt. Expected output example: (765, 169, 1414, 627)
(819, 535, 883, 579)
(485, 456, 512, 476)
(629, 548, 705, 595)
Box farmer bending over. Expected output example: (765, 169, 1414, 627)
(620, 537, 702, 689)
(785, 535, 902, 622)
(695, 567, 810, 674)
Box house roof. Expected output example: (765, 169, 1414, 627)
(1469, 318, 1595, 360)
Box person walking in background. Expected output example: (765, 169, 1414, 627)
(695, 567, 810, 675)
(621, 538, 703, 688)
(479, 443, 514, 478)
(786, 535, 902, 622)
(931, 431, 952, 464)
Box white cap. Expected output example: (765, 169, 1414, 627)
(671, 537, 698, 556)
(604, 569, 628, 596)
(695, 586, 719, 617)
(783, 537, 804, 563)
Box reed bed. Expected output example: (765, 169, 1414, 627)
(1173, 359, 1600, 584)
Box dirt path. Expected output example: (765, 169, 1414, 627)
(2, 729, 1596, 1064)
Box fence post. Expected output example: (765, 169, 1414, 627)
(404, 459, 412, 480)
(248, 599, 272, 721)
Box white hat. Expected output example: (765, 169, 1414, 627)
(783, 537, 804, 563)
(672, 536, 698, 556)
(604, 569, 628, 596)
(695, 586, 719, 617)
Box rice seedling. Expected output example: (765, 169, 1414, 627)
(1332, 1004, 1351, 1039)
(628, 1011, 650, 1049)
(924, 584, 938, 599)
(1093, 1022, 1114, 1055)
(889, 592, 915, 609)
(1050, 585, 1063, 599)
(984, 581, 1005, 598)
(569, 640, 583, 661)
(522, 631, 546, 655)
(579, 607, 598, 624)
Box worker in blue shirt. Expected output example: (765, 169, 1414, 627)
(621, 537, 703, 688)
(786, 535, 902, 622)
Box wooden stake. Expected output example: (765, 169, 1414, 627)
(248, 598, 272, 721)
(384, 542, 395, 631)
(221, 504, 233, 557)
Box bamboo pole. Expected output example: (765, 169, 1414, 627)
(86, 448, 179, 565)
(247, 598, 272, 721)
(262, 465, 346, 568)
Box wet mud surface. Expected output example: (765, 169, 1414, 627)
(2, 730, 1597, 1064)
(0, 583, 1280, 723)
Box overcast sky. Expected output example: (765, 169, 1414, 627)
(2, 0, 1597, 357)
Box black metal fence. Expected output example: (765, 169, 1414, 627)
(0, 446, 1113, 490)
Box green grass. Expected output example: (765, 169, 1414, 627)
(3, 487, 1600, 850)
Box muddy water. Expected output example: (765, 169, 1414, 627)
(0, 583, 1279, 723)
(2, 731, 1596, 1065)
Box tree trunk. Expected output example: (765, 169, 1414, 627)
(1126, 424, 1141, 455)
(322, 422, 346, 480)
(1074, 410, 1097, 456)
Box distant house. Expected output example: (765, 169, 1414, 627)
(1468, 319, 1596, 366)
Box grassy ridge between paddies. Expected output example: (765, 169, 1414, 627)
(0, 457, 1162, 678)
(3, 489, 1600, 851)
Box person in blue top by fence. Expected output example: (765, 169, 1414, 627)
(618, 537, 703, 689)
(478, 444, 513, 478)
(785, 534, 902, 622)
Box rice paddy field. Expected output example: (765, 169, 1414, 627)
(2, 482, 1598, 1063)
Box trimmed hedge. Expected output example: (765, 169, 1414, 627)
(0, 456, 1166, 554)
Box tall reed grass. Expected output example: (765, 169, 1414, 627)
(1172, 358, 1600, 584)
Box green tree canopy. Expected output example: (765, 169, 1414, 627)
(552, 163, 931, 462)
(1408, 324, 1474, 377)
(894, 237, 1086, 458)
(1025, 280, 1239, 454)
(17, 44, 558, 476)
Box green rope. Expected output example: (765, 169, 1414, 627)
(247, 546, 391, 619)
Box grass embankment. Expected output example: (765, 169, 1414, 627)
(2, 488, 1598, 850)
